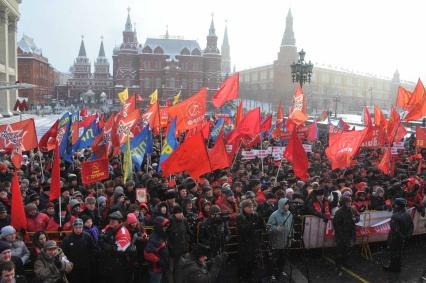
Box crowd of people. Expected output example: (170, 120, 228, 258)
(0, 121, 423, 283)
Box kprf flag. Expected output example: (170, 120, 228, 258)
(150, 89, 158, 105)
(11, 172, 27, 231)
(123, 133, 132, 183)
(73, 120, 100, 150)
(120, 126, 150, 170)
(289, 86, 308, 125)
(167, 87, 207, 131)
(0, 118, 37, 151)
(212, 73, 239, 108)
(326, 129, 367, 170)
(162, 131, 211, 180)
(159, 118, 178, 170)
(49, 142, 61, 201)
(284, 129, 309, 180)
(210, 118, 225, 142)
(173, 91, 181, 105)
(118, 88, 129, 104)
(226, 107, 261, 144)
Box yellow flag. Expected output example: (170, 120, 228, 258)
(149, 89, 158, 105)
(172, 91, 181, 105)
(123, 133, 132, 183)
(117, 88, 129, 104)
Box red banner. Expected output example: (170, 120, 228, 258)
(0, 118, 38, 151)
(81, 158, 110, 185)
(279, 125, 310, 140)
(416, 126, 426, 148)
(361, 127, 385, 148)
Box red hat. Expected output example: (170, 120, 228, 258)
(355, 182, 367, 191)
(126, 213, 138, 225)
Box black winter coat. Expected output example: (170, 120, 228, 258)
(61, 231, 97, 270)
(332, 206, 359, 244)
(236, 212, 264, 261)
(167, 216, 190, 258)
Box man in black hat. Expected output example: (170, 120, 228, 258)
(175, 243, 225, 283)
(383, 198, 414, 272)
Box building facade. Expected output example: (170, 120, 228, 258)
(239, 9, 415, 114)
(113, 9, 228, 104)
(17, 35, 55, 105)
(68, 37, 113, 104)
(0, 0, 20, 116)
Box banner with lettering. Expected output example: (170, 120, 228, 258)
(81, 158, 110, 185)
(416, 126, 426, 148)
(361, 127, 385, 148)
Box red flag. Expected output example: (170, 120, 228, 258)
(201, 120, 210, 139)
(0, 118, 37, 151)
(407, 79, 425, 109)
(377, 147, 392, 175)
(92, 114, 114, 157)
(396, 86, 412, 110)
(167, 88, 207, 132)
(208, 129, 229, 171)
(235, 100, 244, 128)
(118, 95, 137, 118)
(404, 95, 426, 121)
(226, 107, 261, 144)
(11, 172, 27, 231)
(81, 158, 110, 185)
(285, 118, 297, 135)
(112, 109, 141, 146)
(272, 102, 284, 138)
(49, 142, 61, 201)
(388, 107, 407, 143)
(212, 73, 239, 108)
(416, 126, 426, 148)
(142, 102, 161, 131)
(11, 143, 23, 169)
(39, 119, 59, 151)
(289, 86, 308, 125)
(162, 131, 211, 179)
(80, 107, 88, 117)
(326, 129, 367, 170)
(307, 120, 318, 142)
(374, 105, 387, 128)
(260, 115, 272, 133)
(284, 129, 309, 180)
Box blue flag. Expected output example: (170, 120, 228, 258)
(57, 112, 71, 158)
(146, 129, 153, 155)
(210, 118, 224, 142)
(120, 126, 149, 170)
(73, 120, 99, 150)
(159, 118, 178, 171)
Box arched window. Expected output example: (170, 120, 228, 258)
(154, 47, 164, 54)
(142, 46, 152, 53)
(191, 48, 201, 56)
(180, 48, 190, 55)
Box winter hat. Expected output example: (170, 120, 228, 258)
(0, 226, 16, 239)
(97, 196, 107, 205)
(285, 188, 294, 195)
(394, 198, 407, 208)
(114, 186, 124, 195)
(81, 214, 92, 224)
(0, 240, 10, 254)
(72, 218, 83, 227)
(245, 191, 256, 199)
(222, 183, 231, 190)
(108, 211, 124, 221)
(126, 213, 138, 224)
(240, 199, 253, 210)
(210, 205, 221, 215)
(73, 191, 83, 198)
(43, 240, 57, 250)
(85, 196, 96, 204)
(154, 216, 170, 229)
(172, 205, 183, 214)
(223, 189, 234, 197)
(69, 199, 80, 209)
(0, 204, 6, 212)
(25, 203, 37, 213)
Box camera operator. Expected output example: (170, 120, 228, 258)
(175, 244, 226, 283)
(267, 198, 293, 281)
(198, 205, 229, 258)
(236, 199, 264, 283)
(383, 198, 414, 272)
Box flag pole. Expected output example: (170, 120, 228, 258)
(38, 149, 45, 183)
(59, 196, 62, 228)
(274, 158, 283, 186)
(260, 135, 264, 174)
(231, 140, 243, 170)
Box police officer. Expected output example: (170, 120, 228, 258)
(383, 198, 414, 272)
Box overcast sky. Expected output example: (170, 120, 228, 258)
(18, 0, 425, 82)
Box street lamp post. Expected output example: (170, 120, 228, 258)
(290, 49, 314, 88)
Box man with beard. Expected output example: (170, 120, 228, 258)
(237, 199, 264, 282)
(383, 198, 414, 272)
(332, 196, 359, 275)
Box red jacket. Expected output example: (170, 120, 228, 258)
(26, 212, 49, 232)
(46, 216, 75, 232)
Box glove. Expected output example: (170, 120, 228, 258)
(54, 256, 62, 270)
